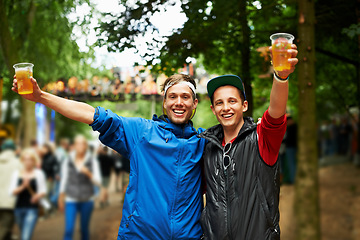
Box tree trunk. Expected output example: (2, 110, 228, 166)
(356, 0, 360, 159)
(0, 0, 37, 147)
(21, 99, 36, 148)
(295, 0, 321, 239)
(239, 0, 253, 117)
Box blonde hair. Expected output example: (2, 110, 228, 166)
(20, 148, 40, 167)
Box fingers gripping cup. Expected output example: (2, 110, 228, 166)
(270, 33, 294, 72)
(13, 63, 34, 95)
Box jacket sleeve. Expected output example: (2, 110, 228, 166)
(257, 109, 287, 166)
(35, 169, 47, 195)
(90, 106, 149, 159)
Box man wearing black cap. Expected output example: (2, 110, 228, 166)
(199, 45, 298, 240)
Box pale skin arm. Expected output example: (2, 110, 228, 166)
(12, 77, 95, 125)
(268, 44, 298, 119)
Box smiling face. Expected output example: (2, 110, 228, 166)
(211, 85, 248, 131)
(163, 83, 198, 125)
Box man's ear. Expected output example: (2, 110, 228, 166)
(193, 98, 199, 109)
(243, 100, 248, 112)
(210, 105, 216, 115)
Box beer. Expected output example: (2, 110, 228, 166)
(270, 33, 294, 72)
(13, 63, 34, 95)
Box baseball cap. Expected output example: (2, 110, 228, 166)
(207, 75, 246, 100)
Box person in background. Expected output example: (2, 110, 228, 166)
(97, 145, 114, 208)
(58, 135, 101, 240)
(9, 149, 47, 240)
(284, 116, 298, 184)
(350, 114, 359, 164)
(29, 140, 41, 164)
(0, 139, 21, 240)
(111, 150, 130, 194)
(338, 116, 352, 156)
(56, 138, 70, 164)
(40, 142, 58, 212)
(328, 118, 339, 155)
(51, 138, 70, 207)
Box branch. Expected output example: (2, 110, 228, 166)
(316, 47, 358, 66)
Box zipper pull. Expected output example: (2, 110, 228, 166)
(215, 162, 220, 176)
(232, 162, 236, 174)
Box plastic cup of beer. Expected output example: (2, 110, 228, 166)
(270, 33, 294, 72)
(13, 63, 34, 94)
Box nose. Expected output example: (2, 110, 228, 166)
(175, 96, 183, 106)
(223, 102, 230, 111)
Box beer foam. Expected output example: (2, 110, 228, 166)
(15, 67, 32, 72)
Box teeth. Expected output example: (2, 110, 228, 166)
(174, 110, 185, 114)
(223, 114, 233, 118)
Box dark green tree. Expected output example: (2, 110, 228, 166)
(0, 0, 95, 146)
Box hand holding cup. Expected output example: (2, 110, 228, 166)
(269, 33, 298, 79)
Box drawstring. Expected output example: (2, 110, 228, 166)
(163, 125, 172, 143)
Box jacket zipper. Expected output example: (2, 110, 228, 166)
(170, 129, 185, 240)
(224, 169, 233, 240)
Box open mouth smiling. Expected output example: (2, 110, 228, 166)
(222, 113, 234, 119)
(173, 109, 186, 115)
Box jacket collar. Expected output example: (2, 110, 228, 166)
(199, 116, 257, 148)
(152, 114, 197, 139)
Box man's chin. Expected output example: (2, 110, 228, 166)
(168, 115, 189, 125)
(218, 119, 236, 128)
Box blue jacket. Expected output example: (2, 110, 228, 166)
(91, 107, 206, 240)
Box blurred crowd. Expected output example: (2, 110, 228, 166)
(278, 113, 359, 185)
(0, 136, 129, 240)
(318, 114, 359, 161)
(43, 73, 169, 102)
(42, 66, 210, 101)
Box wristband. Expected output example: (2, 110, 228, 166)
(274, 72, 289, 81)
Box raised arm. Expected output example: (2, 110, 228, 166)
(268, 44, 298, 119)
(12, 77, 95, 124)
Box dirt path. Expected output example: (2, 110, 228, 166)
(280, 161, 360, 240)
(31, 194, 123, 240)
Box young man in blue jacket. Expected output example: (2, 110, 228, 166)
(12, 74, 206, 239)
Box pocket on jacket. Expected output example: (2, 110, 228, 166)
(119, 206, 140, 239)
(256, 182, 275, 229)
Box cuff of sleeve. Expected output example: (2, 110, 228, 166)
(264, 109, 286, 125)
(89, 106, 103, 129)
